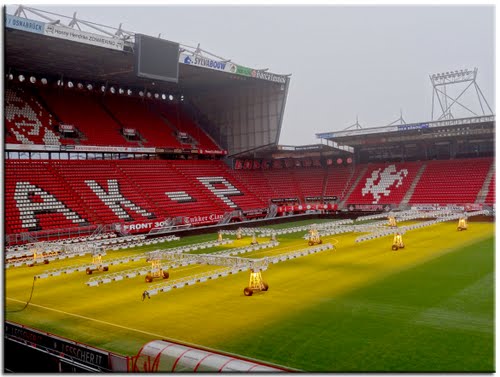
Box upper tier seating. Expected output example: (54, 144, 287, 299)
(6, 85, 222, 150)
(408, 158, 492, 205)
(101, 96, 183, 148)
(38, 87, 133, 146)
(5, 87, 62, 145)
(345, 161, 423, 205)
(152, 102, 221, 151)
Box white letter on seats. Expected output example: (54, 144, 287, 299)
(14, 182, 86, 230)
(85, 179, 154, 220)
(196, 177, 242, 209)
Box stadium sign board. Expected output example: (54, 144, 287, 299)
(347, 204, 392, 212)
(6, 14, 45, 34)
(179, 53, 287, 84)
(6, 14, 125, 51)
(277, 204, 337, 213)
(118, 218, 172, 234)
(180, 53, 236, 73)
(397, 123, 430, 131)
(44, 24, 125, 51)
(5, 322, 111, 371)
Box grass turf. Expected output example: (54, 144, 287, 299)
(4, 219, 494, 372)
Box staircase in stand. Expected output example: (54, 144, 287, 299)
(400, 163, 427, 207)
(476, 160, 495, 204)
(339, 165, 368, 209)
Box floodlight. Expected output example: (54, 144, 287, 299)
(139, 91, 144, 97)
(146, 92, 152, 98)
(127, 89, 132, 96)
(100, 85, 106, 92)
(57, 79, 63, 87)
(119, 88, 124, 95)
(29, 76, 36, 84)
(77, 83, 84, 89)
(110, 87, 116, 94)
(161, 94, 166, 100)
(67, 81, 74, 88)
(180, 95, 184, 101)
(41, 78, 47, 85)
(87, 84, 93, 90)
(154, 93, 159, 99)
(8, 74, 13, 80)
(18, 75, 25, 82)
(337, 158, 343, 165)
(347, 157, 353, 164)
(168, 94, 174, 101)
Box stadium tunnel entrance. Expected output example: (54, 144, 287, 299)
(132, 339, 291, 372)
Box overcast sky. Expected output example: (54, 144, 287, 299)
(5, 4, 495, 145)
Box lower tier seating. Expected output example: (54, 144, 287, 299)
(4, 157, 494, 236)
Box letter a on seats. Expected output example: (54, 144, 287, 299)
(197, 177, 242, 209)
(14, 182, 87, 230)
(85, 179, 155, 221)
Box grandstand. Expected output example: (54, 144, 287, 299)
(3, 5, 495, 373)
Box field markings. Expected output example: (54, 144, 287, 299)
(5, 295, 256, 359)
(411, 272, 494, 334)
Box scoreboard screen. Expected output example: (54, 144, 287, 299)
(135, 34, 180, 83)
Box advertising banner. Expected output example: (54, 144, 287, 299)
(44, 24, 124, 51)
(68, 145, 156, 153)
(411, 204, 438, 211)
(201, 149, 227, 155)
(464, 203, 483, 211)
(6, 14, 45, 34)
(397, 123, 430, 131)
(180, 53, 236, 73)
(271, 198, 299, 204)
(243, 208, 267, 216)
(5, 322, 110, 371)
(179, 53, 287, 84)
(347, 204, 391, 212)
(234, 159, 243, 170)
(277, 204, 337, 213)
(182, 213, 223, 226)
(118, 218, 172, 234)
(6, 143, 60, 151)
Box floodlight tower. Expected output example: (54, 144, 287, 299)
(430, 68, 493, 120)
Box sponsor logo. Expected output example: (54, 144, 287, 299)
(251, 70, 287, 84)
(44, 24, 124, 51)
(183, 213, 223, 225)
(397, 123, 429, 131)
(6, 15, 45, 34)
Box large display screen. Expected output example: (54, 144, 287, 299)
(135, 34, 179, 83)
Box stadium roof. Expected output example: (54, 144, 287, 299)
(5, 27, 274, 94)
(316, 115, 495, 146)
(5, 8, 291, 156)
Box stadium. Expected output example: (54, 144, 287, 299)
(3, 6, 495, 373)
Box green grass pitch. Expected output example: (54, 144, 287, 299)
(5, 218, 494, 372)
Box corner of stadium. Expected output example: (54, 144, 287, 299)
(3, 6, 495, 373)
